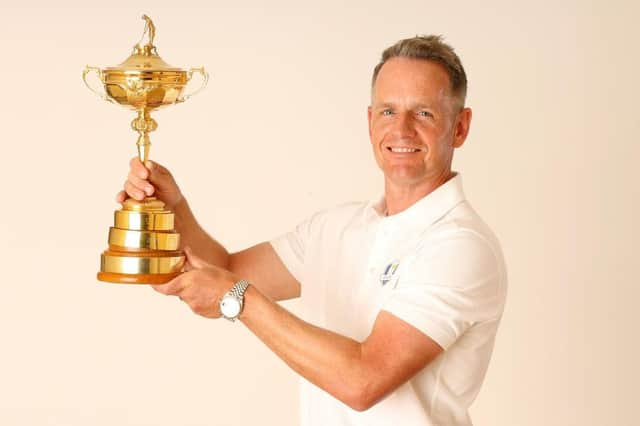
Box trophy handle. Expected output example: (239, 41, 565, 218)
(176, 67, 209, 103)
(82, 65, 115, 104)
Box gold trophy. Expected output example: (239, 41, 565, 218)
(83, 15, 208, 284)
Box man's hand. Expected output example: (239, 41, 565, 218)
(152, 247, 239, 318)
(116, 157, 183, 210)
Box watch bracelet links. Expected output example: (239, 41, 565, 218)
(229, 279, 251, 299)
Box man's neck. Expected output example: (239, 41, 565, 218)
(383, 170, 455, 216)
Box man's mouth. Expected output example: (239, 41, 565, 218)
(386, 146, 422, 153)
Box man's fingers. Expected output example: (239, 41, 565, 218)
(115, 190, 126, 204)
(130, 157, 149, 179)
(124, 180, 146, 201)
(127, 170, 155, 196)
(152, 274, 187, 295)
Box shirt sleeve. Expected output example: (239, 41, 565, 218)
(381, 230, 506, 350)
(269, 210, 326, 285)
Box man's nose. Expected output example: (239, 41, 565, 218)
(391, 113, 417, 138)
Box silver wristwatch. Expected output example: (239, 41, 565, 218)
(219, 279, 251, 322)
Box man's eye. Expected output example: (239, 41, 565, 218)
(382, 109, 393, 116)
(418, 111, 433, 118)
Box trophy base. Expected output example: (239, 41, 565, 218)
(97, 271, 181, 285)
(98, 197, 184, 285)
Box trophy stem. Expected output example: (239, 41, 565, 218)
(137, 133, 151, 163)
(131, 109, 158, 163)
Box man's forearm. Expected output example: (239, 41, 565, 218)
(240, 285, 373, 411)
(174, 198, 230, 268)
(172, 200, 300, 302)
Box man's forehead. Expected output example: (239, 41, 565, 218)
(371, 58, 451, 108)
(372, 57, 452, 101)
(375, 58, 451, 88)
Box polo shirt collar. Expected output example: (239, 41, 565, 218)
(368, 172, 466, 228)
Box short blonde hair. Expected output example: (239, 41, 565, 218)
(372, 35, 468, 109)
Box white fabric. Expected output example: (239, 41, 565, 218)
(270, 173, 507, 426)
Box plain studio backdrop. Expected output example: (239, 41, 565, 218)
(0, 1, 637, 425)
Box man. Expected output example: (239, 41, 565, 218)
(117, 35, 507, 425)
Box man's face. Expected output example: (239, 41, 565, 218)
(368, 57, 471, 189)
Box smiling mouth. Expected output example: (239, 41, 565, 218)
(387, 147, 422, 153)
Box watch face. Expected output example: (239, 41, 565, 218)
(221, 296, 241, 318)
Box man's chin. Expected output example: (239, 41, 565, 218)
(383, 169, 427, 188)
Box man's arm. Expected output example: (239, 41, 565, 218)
(119, 157, 300, 301)
(240, 285, 442, 411)
(173, 200, 301, 301)
(172, 197, 230, 266)
(229, 243, 301, 301)
(155, 251, 443, 412)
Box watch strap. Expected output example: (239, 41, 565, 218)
(220, 279, 251, 321)
(228, 279, 250, 300)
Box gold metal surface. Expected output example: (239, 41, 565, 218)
(101, 253, 185, 274)
(82, 66, 114, 104)
(85, 15, 208, 284)
(99, 196, 183, 279)
(123, 197, 166, 211)
(108, 227, 180, 251)
(83, 14, 209, 162)
(114, 210, 174, 231)
(176, 67, 209, 104)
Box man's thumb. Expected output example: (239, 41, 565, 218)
(183, 246, 208, 270)
(144, 160, 160, 180)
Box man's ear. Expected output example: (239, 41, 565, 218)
(453, 107, 472, 148)
(367, 105, 373, 139)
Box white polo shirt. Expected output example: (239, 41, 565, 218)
(270, 173, 507, 426)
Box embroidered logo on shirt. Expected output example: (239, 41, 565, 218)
(380, 262, 400, 286)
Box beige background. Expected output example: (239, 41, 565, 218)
(0, 1, 638, 425)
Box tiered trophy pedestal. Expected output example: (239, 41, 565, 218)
(97, 197, 185, 284)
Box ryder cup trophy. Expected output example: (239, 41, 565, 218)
(83, 15, 208, 284)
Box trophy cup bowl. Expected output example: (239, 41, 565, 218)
(83, 15, 208, 284)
